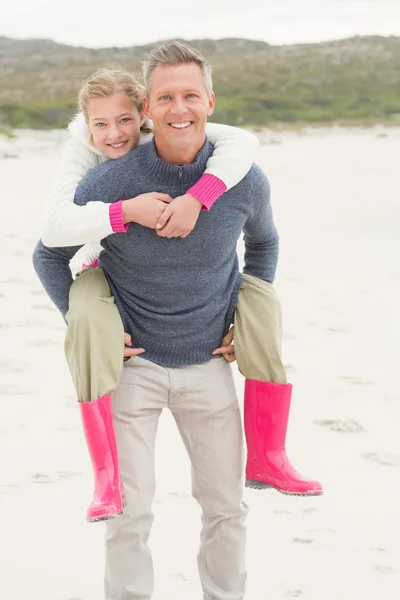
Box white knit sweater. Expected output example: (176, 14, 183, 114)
(41, 114, 259, 261)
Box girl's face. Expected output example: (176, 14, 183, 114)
(87, 92, 145, 159)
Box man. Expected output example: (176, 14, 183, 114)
(33, 41, 279, 600)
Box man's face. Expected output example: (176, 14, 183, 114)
(143, 63, 215, 156)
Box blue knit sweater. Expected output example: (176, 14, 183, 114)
(33, 139, 279, 366)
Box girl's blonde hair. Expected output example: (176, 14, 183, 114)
(78, 68, 152, 134)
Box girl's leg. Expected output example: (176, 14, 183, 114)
(65, 266, 126, 521)
(234, 273, 322, 496)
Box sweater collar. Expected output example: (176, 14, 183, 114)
(137, 138, 214, 186)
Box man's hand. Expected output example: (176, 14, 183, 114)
(211, 327, 236, 363)
(122, 193, 173, 229)
(123, 333, 145, 358)
(156, 194, 202, 238)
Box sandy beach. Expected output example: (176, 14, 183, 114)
(0, 126, 399, 600)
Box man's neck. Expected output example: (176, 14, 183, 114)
(153, 134, 206, 166)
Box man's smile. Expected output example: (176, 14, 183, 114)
(168, 121, 193, 129)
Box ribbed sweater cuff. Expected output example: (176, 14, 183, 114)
(109, 201, 128, 233)
(187, 174, 227, 211)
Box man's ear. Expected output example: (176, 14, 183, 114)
(143, 97, 151, 120)
(207, 92, 216, 117)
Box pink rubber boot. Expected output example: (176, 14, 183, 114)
(244, 380, 323, 496)
(80, 394, 124, 522)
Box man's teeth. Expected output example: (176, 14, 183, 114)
(170, 122, 191, 129)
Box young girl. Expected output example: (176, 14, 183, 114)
(40, 68, 322, 522)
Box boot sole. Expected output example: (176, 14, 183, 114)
(245, 478, 323, 496)
(88, 510, 123, 523)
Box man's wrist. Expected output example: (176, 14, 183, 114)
(186, 193, 203, 209)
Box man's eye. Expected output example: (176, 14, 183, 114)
(159, 95, 171, 101)
(186, 93, 197, 98)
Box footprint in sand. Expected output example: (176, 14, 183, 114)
(315, 419, 365, 433)
(57, 471, 82, 480)
(283, 332, 297, 340)
(293, 529, 335, 547)
(373, 565, 399, 574)
(340, 376, 374, 386)
(1, 278, 24, 285)
(301, 508, 317, 515)
(57, 423, 76, 432)
(169, 491, 191, 499)
(28, 338, 58, 347)
(30, 290, 45, 296)
(0, 361, 24, 374)
(369, 547, 386, 554)
(0, 484, 18, 501)
(0, 385, 34, 396)
(32, 471, 81, 484)
(31, 304, 54, 312)
(362, 453, 400, 468)
(165, 573, 190, 582)
(32, 473, 56, 484)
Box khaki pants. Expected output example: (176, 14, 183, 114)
(65, 267, 125, 402)
(104, 356, 247, 600)
(234, 273, 287, 383)
(64, 269, 286, 402)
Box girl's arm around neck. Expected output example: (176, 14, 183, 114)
(41, 136, 121, 247)
(187, 123, 259, 210)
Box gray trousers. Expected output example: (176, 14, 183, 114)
(104, 356, 248, 600)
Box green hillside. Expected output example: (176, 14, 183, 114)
(0, 35, 399, 129)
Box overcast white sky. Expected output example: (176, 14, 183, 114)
(1, 0, 399, 48)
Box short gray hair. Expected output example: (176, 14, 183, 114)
(142, 41, 213, 97)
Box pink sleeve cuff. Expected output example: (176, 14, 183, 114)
(109, 200, 128, 233)
(187, 173, 227, 211)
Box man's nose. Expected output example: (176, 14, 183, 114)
(170, 97, 189, 114)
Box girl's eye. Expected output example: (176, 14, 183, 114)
(95, 122, 106, 128)
(120, 117, 132, 123)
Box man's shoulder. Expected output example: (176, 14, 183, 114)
(248, 163, 270, 185)
(233, 163, 270, 193)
